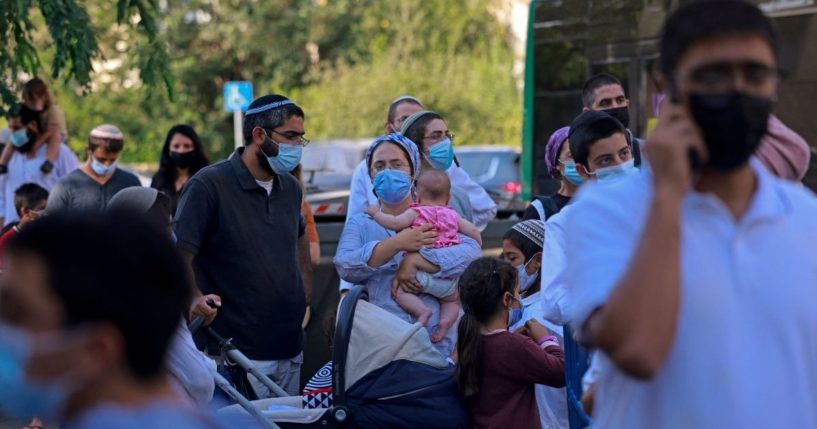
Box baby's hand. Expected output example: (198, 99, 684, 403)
(365, 205, 379, 216)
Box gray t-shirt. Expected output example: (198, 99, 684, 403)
(47, 168, 141, 214)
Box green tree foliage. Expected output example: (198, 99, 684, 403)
(5, 0, 522, 162)
(0, 0, 172, 110)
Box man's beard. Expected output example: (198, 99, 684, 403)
(256, 145, 276, 176)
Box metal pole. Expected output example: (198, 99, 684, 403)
(225, 348, 290, 398)
(212, 369, 279, 429)
(234, 110, 243, 148)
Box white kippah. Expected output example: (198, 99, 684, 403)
(390, 95, 422, 106)
(90, 124, 124, 140)
(511, 220, 545, 248)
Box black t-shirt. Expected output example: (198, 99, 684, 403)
(522, 193, 572, 221)
(175, 149, 306, 360)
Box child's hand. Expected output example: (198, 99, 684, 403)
(523, 319, 551, 341)
(365, 205, 379, 216)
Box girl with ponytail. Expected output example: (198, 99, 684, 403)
(456, 257, 565, 429)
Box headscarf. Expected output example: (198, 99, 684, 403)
(544, 126, 570, 175)
(510, 219, 545, 248)
(365, 133, 421, 180)
(755, 114, 811, 181)
(399, 110, 438, 136)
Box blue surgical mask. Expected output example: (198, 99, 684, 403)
(591, 159, 637, 183)
(516, 254, 540, 293)
(562, 161, 585, 185)
(90, 157, 116, 176)
(506, 294, 524, 328)
(0, 324, 70, 423)
(9, 129, 29, 148)
(266, 142, 303, 175)
(372, 169, 412, 205)
(426, 138, 454, 171)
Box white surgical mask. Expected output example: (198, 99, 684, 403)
(516, 254, 540, 293)
(590, 158, 637, 183)
(90, 157, 116, 176)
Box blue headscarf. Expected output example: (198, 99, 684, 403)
(365, 133, 421, 180)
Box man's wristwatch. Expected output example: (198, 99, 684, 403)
(0, 164, 7, 175)
(40, 160, 54, 174)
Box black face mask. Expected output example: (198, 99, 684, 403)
(689, 92, 772, 171)
(602, 106, 630, 129)
(169, 151, 197, 169)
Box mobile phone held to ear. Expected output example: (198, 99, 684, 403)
(667, 81, 703, 173)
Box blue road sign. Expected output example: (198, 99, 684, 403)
(223, 81, 253, 112)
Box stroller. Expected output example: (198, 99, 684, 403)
(196, 286, 470, 428)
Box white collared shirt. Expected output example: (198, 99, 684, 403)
(538, 205, 573, 325)
(563, 160, 817, 429)
(0, 144, 79, 225)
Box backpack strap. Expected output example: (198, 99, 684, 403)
(532, 196, 560, 221)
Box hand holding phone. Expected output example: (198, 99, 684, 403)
(646, 89, 707, 196)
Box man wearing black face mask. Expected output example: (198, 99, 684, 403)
(560, 1, 817, 428)
(581, 73, 643, 167)
(0, 104, 77, 228)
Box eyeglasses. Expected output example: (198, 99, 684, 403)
(423, 131, 455, 142)
(371, 161, 409, 174)
(266, 129, 310, 147)
(678, 60, 779, 92)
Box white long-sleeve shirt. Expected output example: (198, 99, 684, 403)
(0, 144, 79, 225)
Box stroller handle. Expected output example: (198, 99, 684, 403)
(332, 285, 368, 416)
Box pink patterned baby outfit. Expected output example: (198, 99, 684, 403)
(409, 203, 461, 248)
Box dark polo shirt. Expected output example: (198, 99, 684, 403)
(175, 149, 306, 360)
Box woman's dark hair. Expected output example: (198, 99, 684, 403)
(402, 112, 444, 153)
(503, 228, 542, 262)
(152, 124, 210, 192)
(456, 257, 518, 402)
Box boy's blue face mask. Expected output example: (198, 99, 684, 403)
(589, 159, 637, 183)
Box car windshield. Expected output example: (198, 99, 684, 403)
(300, 140, 370, 190)
(457, 151, 519, 184)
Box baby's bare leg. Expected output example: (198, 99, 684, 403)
(431, 289, 461, 343)
(394, 287, 433, 326)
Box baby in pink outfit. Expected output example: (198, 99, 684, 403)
(367, 169, 482, 342)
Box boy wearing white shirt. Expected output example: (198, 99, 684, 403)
(564, 2, 817, 428)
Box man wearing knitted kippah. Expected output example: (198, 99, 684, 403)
(46, 123, 141, 214)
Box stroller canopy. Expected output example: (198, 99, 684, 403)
(344, 299, 449, 389)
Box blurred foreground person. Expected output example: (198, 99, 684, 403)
(563, 1, 817, 428)
(0, 213, 254, 428)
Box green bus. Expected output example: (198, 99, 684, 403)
(521, 0, 817, 201)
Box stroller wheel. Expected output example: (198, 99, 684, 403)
(333, 406, 349, 423)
